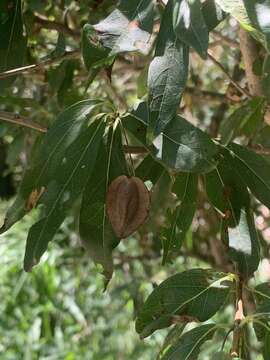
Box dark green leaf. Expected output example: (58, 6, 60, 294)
(93, 0, 155, 55)
(79, 125, 128, 282)
(123, 102, 218, 173)
(220, 98, 265, 144)
(158, 324, 186, 359)
(202, 0, 227, 31)
(0, 0, 27, 91)
(136, 154, 165, 185)
(253, 282, 270, 342)
(263, 330, 270, 359)
(205, 149, 260, 278)
(226, 143, 270, 210)
(0, 99, 103, 234)
(136, 269, 233, 338)
(223, 205, 260, 279)
(159, 324, 217, 360)
(148, 0, 189, 136)
(24, 119, 105, 271)
(173, 0, 209, 59)
(162, 173, 198, 264)
(82, 24, 113, 83)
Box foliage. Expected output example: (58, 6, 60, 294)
(1, 0, 270, 358)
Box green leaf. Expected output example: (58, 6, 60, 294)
(201, 0, 227, 31)
(173, 0, 209, 59)
(223, 206, 260, 279)
(24, 119, 106, 271)
(158, 324, 186, 359)
(162, 173, 198, 264)
(123, 102, 218, 173)
(82, 24, 114, 83)
(0, 0, 27, 91)
(148, 0, 189, 136)
(159, 324, 217, 360)
(253, 282, 270, 342)
(205, 149, 260, 278)
(243, 0, 270, 52)
(79, 125, 128, 283)
(226, 143, 270, 210)
(135, 154, 166, 185)
(263, 330, 270, 359)
(220, 98, 265, 144)
(135, 269, 233, 338)
(93, 0, 155, 55)
(215, 0, 266, 46)
(0, 99, 103, 234)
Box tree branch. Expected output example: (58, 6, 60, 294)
(231, 278, 244, 357)
(238, 28, 270, 124)
(0, 111, 47, 133)
(33, 13, 80, 40)
(207, 50, 252, 99)
(0, 50, 80, 79)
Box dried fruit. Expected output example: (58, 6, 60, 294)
(106, 175, 150, 238)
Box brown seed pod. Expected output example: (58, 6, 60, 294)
(106, 175, 150, 238)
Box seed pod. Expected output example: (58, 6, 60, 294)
(106, 175, 150, 238)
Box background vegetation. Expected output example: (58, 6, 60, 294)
(1, 0, 270, 359)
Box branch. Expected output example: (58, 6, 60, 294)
(0, 111, 47, 133)
(231, 278, 244, 357)
(185, 86, 238, 104)
(33, 13, 80, 40)
(238, 28, 270, 125)
(0, 50, 80, 79)
(239, 28, 262, 97)
(123, 145, 148, 154)
(207, 50, 252, 99)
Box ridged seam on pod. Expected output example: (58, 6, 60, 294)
(106, 175, 150, 238)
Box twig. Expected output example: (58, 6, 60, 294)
(207, 50, 252, 99)
(0, 50, 80, 79)
(185, 86, 238, 103)
(33, 13, 80, 40)
(231, 278, 244, 357)
(248, 144, 270, 155)
(123, 145, 148, 154)
(0, 111, 47, 133)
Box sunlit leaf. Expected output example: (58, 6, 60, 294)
(93, 0, 155, 55)
(173, 0, 209, 59)
(148, 0, 189, 137)
(123, 102, 218, 173)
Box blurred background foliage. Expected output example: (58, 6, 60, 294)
(1, 0, 270, 359)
